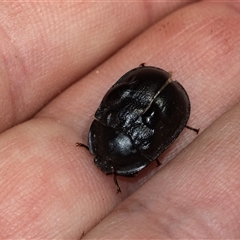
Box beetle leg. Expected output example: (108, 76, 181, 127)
(76, 142, 89, 151)
(155, 159, 162, 167)
(114, 173, 121, 193)
(139, 62, 146, 67)
(185, 125, 199, 134)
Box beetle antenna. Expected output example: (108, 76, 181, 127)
(76, 142, 89, 151)
(114, 173, 121, 193)
(185, 125, 199, 134)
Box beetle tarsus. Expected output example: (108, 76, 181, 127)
(76, 142, 89, 151)
(139, 62, 146, 67)
(185, 125, 199, 134)
(114, 173, 121, 193)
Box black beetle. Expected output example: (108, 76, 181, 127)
(77, 65, 198, 193)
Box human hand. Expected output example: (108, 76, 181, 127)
(1, 2, 240, 239)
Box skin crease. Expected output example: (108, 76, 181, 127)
(0, 1, 240, 239)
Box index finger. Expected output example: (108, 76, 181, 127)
(0, 2, 185, 132)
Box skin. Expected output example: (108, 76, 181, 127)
(0, 1, 240, 239)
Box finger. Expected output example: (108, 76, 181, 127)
(84, 99, 240, 239)
(40, 0, 240, 134)
(0, 2, 187, 132)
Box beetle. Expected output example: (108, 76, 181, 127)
(77, 64, 199, 193)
